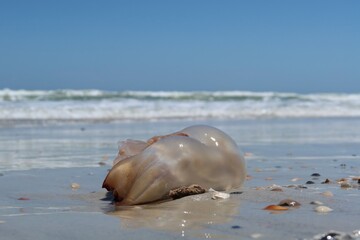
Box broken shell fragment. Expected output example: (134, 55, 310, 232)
(263, 205, 289, 211)
(210, 190, 230, 200)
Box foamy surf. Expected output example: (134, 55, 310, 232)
(1, 89, 360, 124)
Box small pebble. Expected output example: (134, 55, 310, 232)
(310, 201, 324, 205)
(306, 181, 315, 184)
(285, 184, 307, 189)
(291, 178, 301, 182)
(340, 182, 352, 188)
(0, 173, 4, 177)
(278, 199, 301, 207)
(321, 191, 334, 197)
(270, 187, 283, 192)
(314, 206, 333, 213)
(337, 178, 347, 183)
(250, 233, 263, 239)
(98, 162, 106, 166)
(311, 173, 321, 177)
(18, 197, 30, 201)
(358, 179, 360, 184)
(71, 183, 80, 190)
(231, 225, 241, 229)
(340, 163, 346, 168)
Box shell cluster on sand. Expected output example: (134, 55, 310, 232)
(102, 125, 246, 205)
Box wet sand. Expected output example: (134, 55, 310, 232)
(1, 118, 360, 239)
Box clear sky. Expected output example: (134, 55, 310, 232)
(0, 1, 359, 93)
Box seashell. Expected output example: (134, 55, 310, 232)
(102, 125, 246, 205)
(263, 205, 289, 211)
(314, 206, 333, 213)
(278, 199, 301, 207)
(71, 183, 80, 189)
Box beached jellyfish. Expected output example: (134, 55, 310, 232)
(102, 125, 246, 205)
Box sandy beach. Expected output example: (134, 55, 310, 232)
(1, 118, 360, 239)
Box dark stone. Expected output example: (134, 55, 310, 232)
(230, 191, 243, 195)
(311, 173, 321, 177)
(231, 225, 241, 229)
(306, 181, 315, 184)
(321, 178, 331, 184)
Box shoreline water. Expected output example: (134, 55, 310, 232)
(1, 117, 360, 239)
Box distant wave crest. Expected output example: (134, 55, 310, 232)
(1, 89, 360, 122)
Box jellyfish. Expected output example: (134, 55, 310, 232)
(102, 125, 246, 205)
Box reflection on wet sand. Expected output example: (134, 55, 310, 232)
(106, 192, 241, 237)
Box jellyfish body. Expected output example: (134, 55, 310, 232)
(102, 125, 246, 205)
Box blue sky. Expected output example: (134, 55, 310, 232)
(0, 1, 359, 93)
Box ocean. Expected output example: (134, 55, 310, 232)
(1, 88, 360, 172)
(1, 89, 360, 126)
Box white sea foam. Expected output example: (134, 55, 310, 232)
(1, 89, 360, 124)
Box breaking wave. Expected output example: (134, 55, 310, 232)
(1, 89, 360, 123)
